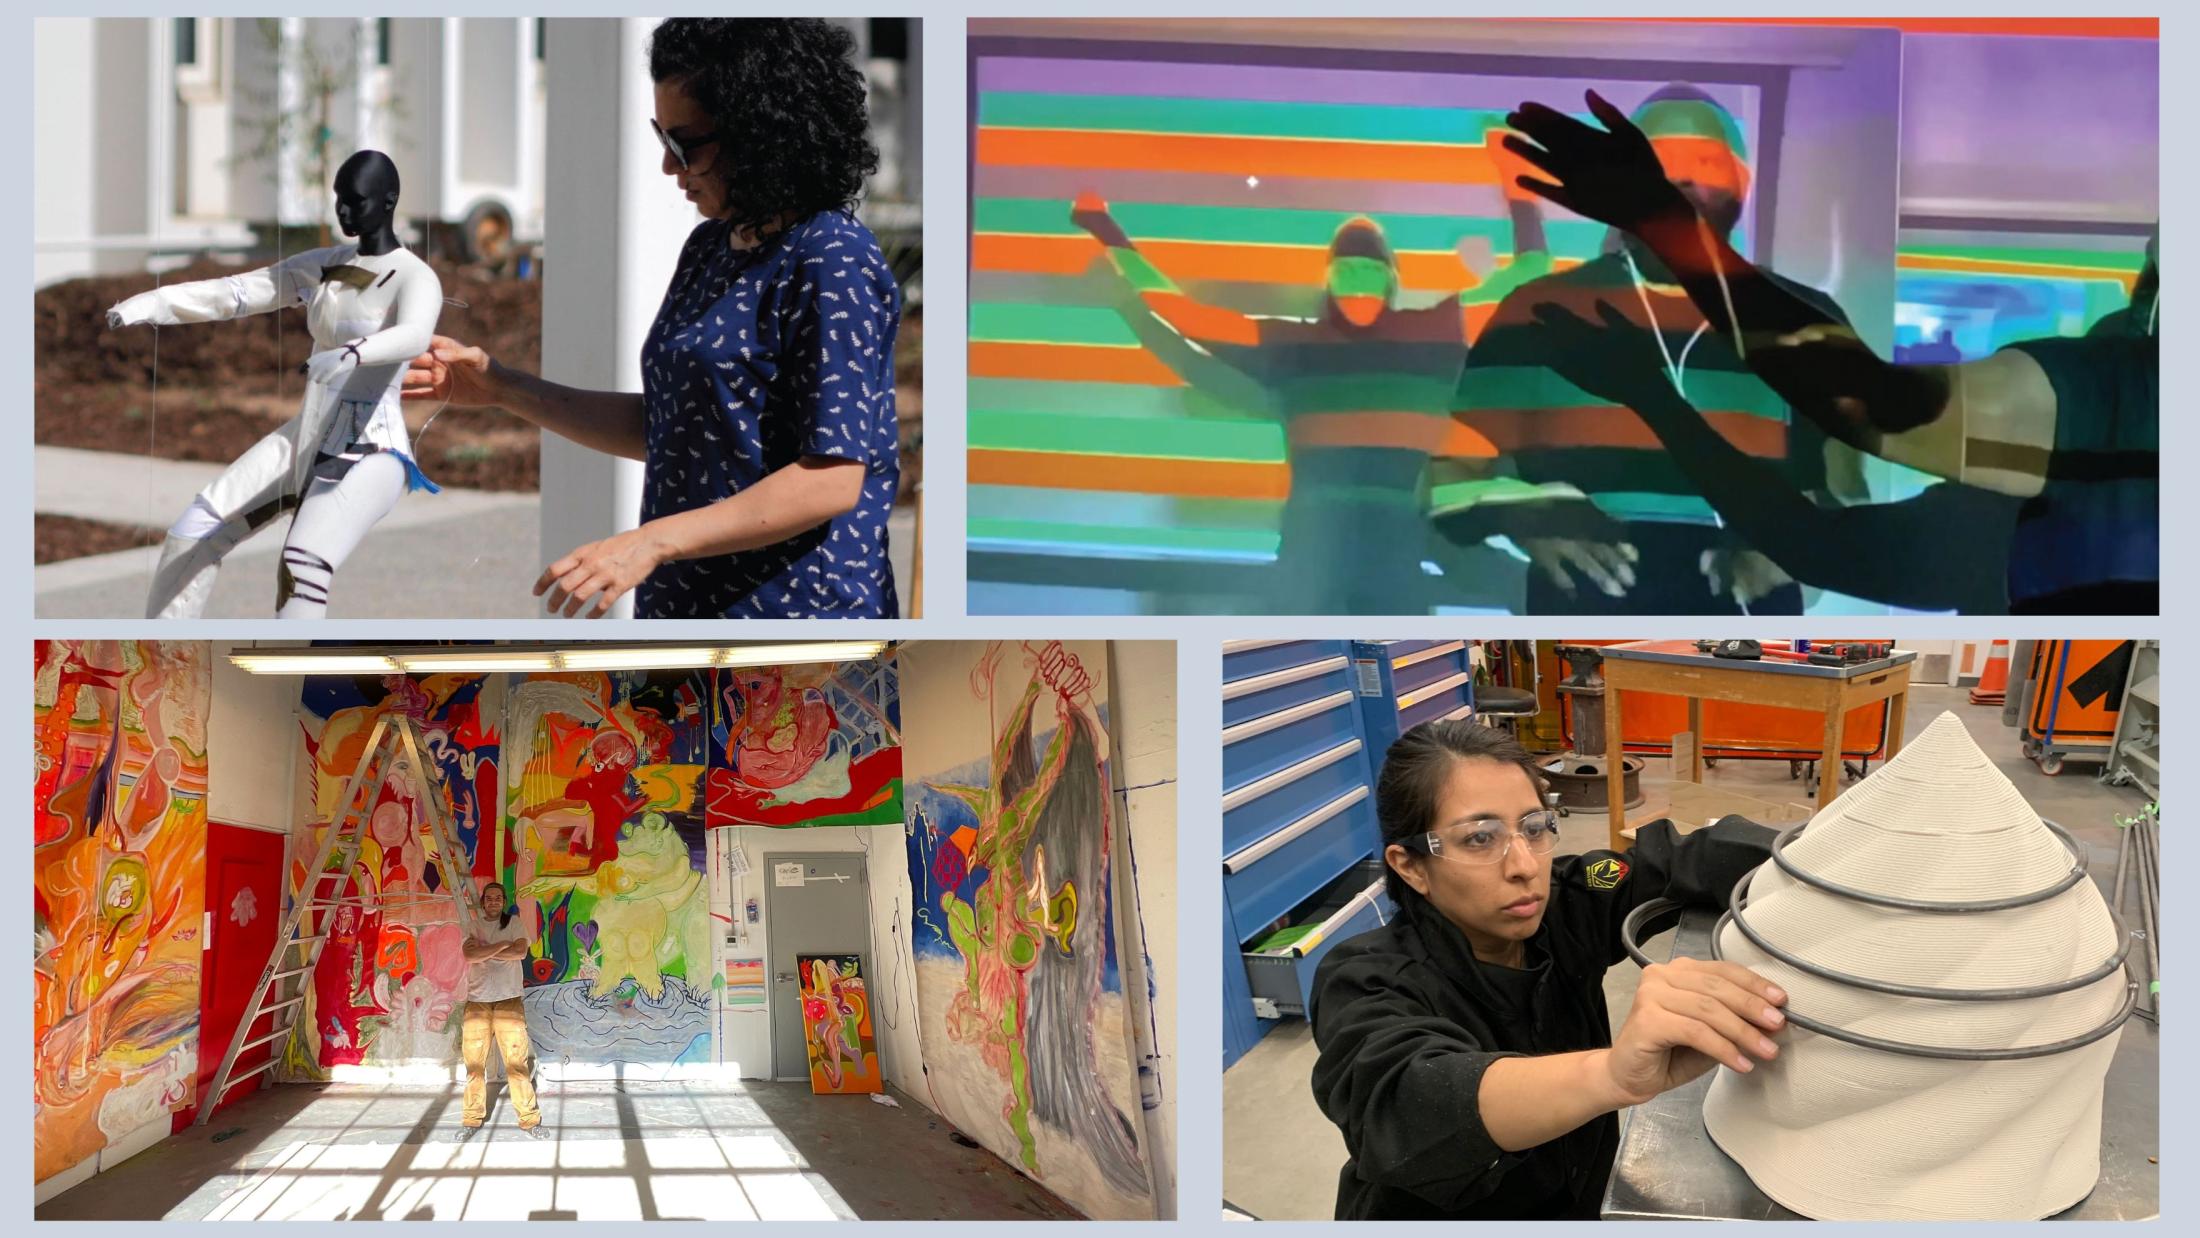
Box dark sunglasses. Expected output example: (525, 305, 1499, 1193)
(651, 118, 720, 172)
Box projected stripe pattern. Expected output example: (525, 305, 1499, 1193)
(968, 52, 1757, 570)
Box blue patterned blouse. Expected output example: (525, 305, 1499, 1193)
(635, 210, 900, 618)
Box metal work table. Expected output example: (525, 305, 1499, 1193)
(1601, 907, 2159, 1221)
(1598, 642, 1916, 851)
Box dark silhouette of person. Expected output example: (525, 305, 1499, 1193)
(1071, 193, 1581, 613)
(1501, 91, 2157, 614)
(1455, 85, 1865, 615)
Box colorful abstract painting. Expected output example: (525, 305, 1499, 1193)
(705, 661, 904, 828)
(902, 641, 1156, 1220)
(34, 640, 210, 1186)
(506, 672, 714, 1068)
(285, 673, 500, 1076)
(797, 954, 882, 1094)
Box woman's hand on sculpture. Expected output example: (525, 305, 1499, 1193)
(1600, 957, 1787, 1106)
(403, 334, 502, 409)
(536, 525, 677, 618)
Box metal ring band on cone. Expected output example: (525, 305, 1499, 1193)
(1618, 897, 2140, 1060)
(1768, 817, 2089, 912)
(1724, 868, 2135, 1001)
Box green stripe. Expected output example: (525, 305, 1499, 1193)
(970, 484, 1282, 531)
(1455, 365, 1791, 420)
(976, 196, 1612, 257)
(979, 90, 1517, 145)
(971, 302, 1140, 347)
(1901, 244, 2147, 274)
(970, 517, 1281, 559)
(972, 377, 1212, 420)
(1593, 491, 1720, 523)
(970, 409, 1285, 462)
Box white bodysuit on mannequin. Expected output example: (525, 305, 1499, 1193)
(109, 242, 442, 618)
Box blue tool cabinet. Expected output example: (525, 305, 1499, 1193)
(1222, 640, 1477, 1067)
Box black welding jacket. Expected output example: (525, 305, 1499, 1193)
(1309, 815, 1776, 1220)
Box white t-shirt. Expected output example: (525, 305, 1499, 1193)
(466, 916, 530, 1004)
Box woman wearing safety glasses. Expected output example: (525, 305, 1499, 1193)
(1309, 720, 1785, 1218)
(404, 19, 901, 618)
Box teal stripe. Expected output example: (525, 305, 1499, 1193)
(976, 196, 1612, 257)
(970, 484, 1282, 532)
(971, 302, 1139, 347)
(1593, 492, 1721, 524)
(979, 90, 1517, 145)
(971, 377, 1262, 421)
(971, 409, 1285, 461)
(970, 517, 1281, 562)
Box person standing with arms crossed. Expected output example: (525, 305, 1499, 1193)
(457, 881, 544, 1139)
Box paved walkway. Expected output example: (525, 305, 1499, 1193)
(36, 447, 915, 619)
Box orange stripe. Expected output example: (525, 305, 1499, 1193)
(975, 233, 1473, 290)
(1145, 290, 1261, 347)
(1457, 407, 1789, 457)
(979, 128, 1501, 185)
(970, 340, 1184, 386)
(1897, 253, 2138, 289)
(970, 448, 1290, 500)
(1288, 413, 1498, 458)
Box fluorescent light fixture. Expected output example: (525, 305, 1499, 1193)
(555, 647, 726, 671)
(719, 641, 886, 667)
(397, 652, 562, 673)
(229, 642, 891, 675)
(228, 653, 398, 675)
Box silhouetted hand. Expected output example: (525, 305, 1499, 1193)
(1529, 300, 1684, 414)
(1070, 191, 1132, 249)
(1502, 91, 1693, 233)
(1522, 537, 1639, 599)
(1701, 547, 1795, 608)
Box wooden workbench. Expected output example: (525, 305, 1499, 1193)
(1598, 642, 1917, 851)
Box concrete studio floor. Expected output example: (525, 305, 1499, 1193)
(1222, 687, 2152, 1220)
(37, 1079, 1081, 1222)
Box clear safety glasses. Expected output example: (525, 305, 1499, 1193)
(1418, 810, 1562, 866)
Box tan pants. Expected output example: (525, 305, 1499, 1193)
(460, 997, 539, 1128)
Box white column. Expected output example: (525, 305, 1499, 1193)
(540, 17, 684, 618)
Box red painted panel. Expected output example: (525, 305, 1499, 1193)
(188, 823, 287, 1128)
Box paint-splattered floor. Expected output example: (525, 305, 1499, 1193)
(35, 1080, 1083, 1222)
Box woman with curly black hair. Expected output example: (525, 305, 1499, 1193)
(403, 18, 902, 618)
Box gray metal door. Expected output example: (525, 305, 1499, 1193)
(762, 851, 872, 1081)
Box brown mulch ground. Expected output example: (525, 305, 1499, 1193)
(36, 257, 922, 499)
(36, 515, 164, 565)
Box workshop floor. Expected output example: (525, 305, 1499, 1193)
(1221, 686, 2150, 1221)
(34, 1079, 1080, 1222)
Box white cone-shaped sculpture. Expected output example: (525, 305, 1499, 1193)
(1702, 712, 2129, 1220)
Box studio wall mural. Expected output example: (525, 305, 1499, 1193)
(506, 671, 715, 1069)
(34, 640, 211, 1186)
(284, 673, 500, 1077)
(269, 661, 902, 1079)
(902, 641, 1157, 1220)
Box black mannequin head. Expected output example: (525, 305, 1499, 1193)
(334, 151, 402, 256)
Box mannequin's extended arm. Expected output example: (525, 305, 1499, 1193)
(107, 249, 332, 327)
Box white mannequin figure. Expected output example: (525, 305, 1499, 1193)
(107, 150, 442, 618)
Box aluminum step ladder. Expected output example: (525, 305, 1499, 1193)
(196, 712, 479, 1123)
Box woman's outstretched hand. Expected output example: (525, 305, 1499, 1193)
(1600, 956, 1787, 1106)
(403, 335, 501, 408)
(536, 527, 676, 618)
(1501, 91, 1692, 233)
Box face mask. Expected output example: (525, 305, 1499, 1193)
(1327, 255, 1393, 327)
